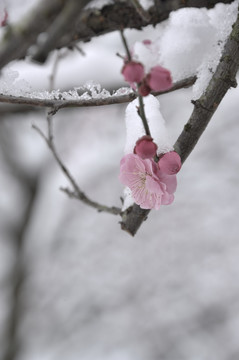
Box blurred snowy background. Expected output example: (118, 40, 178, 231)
(1, 0, 239, 359)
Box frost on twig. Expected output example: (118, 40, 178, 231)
(0, 77, 196, 110)
(120, 6, 239, 236)
(33, 110, 121, 216)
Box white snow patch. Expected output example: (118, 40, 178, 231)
(133, 40, 160, 72)
(192, 1, 238, 98)
(159, 8, 217, 82)
(0, 68, 32, 96)
(124, 94, 173, 155)
(85, 0, 114, 10)
(0, 70, 132, 102)
(157, 2, 239, 98)
(138, 0, 153, 10)
(121, 187, 134, 212)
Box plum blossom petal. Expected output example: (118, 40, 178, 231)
(119, 154, 177, 210)
(161, 192, 174, 205)
(156, 169, 177, 194)
(158, 151, 182, 175)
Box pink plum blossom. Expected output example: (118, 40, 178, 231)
(119, 154, 177, 210)
(146, 65, 172, 92)
(134, 135, 157, 159)
(158, 151, 181, 175)
(121, 61, 145, 84)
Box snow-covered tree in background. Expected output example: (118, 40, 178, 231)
(1, 1, 239, 360)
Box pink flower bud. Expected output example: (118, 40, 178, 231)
(158, 151, 181, 175)
(134, 135, 158, 159)
(121, 61, 145, 84)
(146, 65, 172, 92)
(142, 39, 152, 46)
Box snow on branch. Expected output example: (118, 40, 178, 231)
(0, 0, 235, 68)
(120, 5, 239, 236)
(0, 77, 196, 111)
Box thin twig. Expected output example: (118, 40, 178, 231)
(129, 0, 151, 22)
(33, 111, 121, 215)
(74, 44, 86, 56)
(49, 52, 61, 91)
(120, 30, 131, 61)
(0, 76, 197, 110)
(120, 30, 151, 136)
(138, 94, 151, 136)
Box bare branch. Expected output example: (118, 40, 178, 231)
(28, 0, 239, 63)
(120, 6, 239, 236)
(0, 0, 91, 69)
(0, 0, 234, 68)
(0, 76, 196, 110)
(33, 111, 121, 216)
(129, 0, 150, 22)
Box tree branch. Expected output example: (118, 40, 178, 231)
(3, 178, 37, 360)
(33, 111, 121, 215)
(0, 0, 234, 68)
(0, 76, 196, 110)
(120, 6, 239, 236)
(30, 0, 239, 63)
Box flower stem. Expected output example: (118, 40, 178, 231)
(119, 29, 151, 137)
(138, 94, 151, 136)
(120, 30, 131, 61)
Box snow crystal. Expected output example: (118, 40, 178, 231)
(75, 80, 111, 99)
(112, 87, 133, 97)
(0, 68, 32, 96)
(0, 73, 115, 102)
(124, 95, 173, 155)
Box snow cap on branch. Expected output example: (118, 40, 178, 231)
(124, 95, 173, 155)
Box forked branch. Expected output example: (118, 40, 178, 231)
(33, 111, 121, 215)
(120, 6, 239, 236)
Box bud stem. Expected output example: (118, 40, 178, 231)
(138, 94, 151, 136)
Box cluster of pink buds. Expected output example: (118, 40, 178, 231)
(134, 136, 181, 175)
(122, 61, 172, 96)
